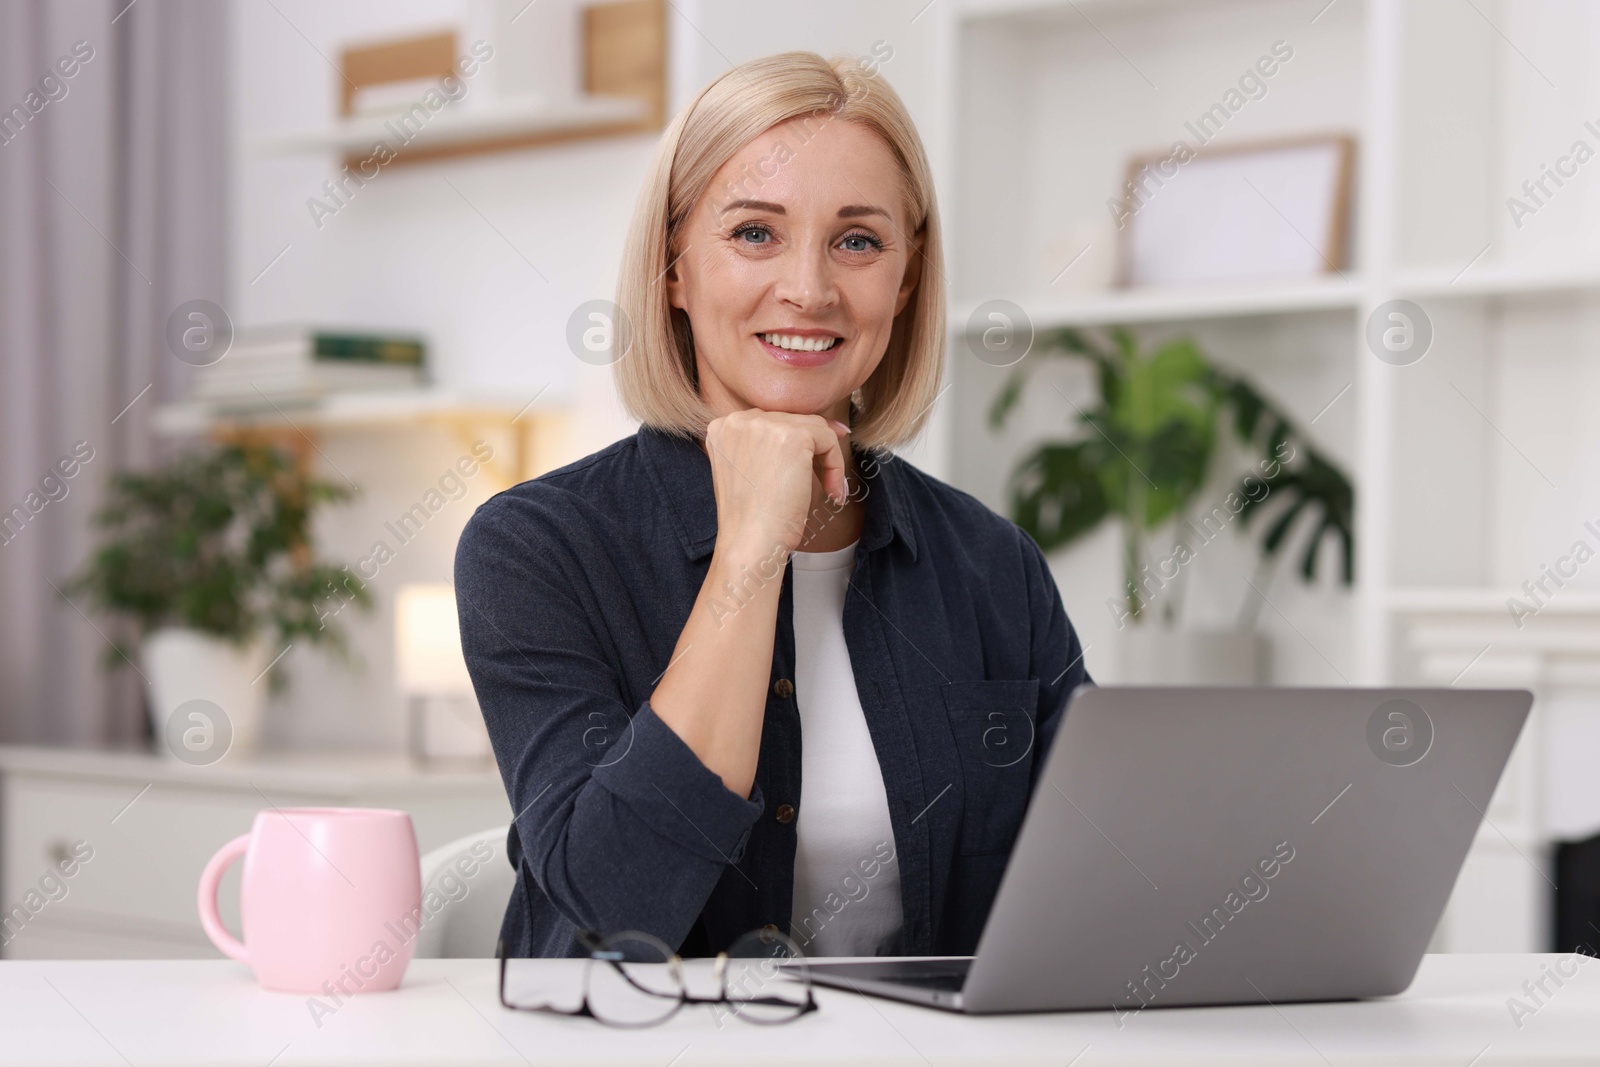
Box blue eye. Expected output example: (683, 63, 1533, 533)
(841, 232, 884, 253)
(728, 223, 883, 254)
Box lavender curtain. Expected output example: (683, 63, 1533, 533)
(0, 0, 228, 745)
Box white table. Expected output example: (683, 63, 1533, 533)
(0, 954, 1595, 1065)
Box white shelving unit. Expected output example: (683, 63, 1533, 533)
(934, 0, 1600, 952)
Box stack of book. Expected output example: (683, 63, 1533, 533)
(188, 327, 427, 404)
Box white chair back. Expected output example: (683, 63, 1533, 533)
(411, 824, 515, 959)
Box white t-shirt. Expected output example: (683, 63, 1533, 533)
(787, 539, 904, 957)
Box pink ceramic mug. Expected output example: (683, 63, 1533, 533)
(198, 807, 422, 994)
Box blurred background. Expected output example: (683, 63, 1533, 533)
(1, 0, 1597, 962)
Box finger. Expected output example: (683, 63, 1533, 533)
(743, 410, 849, 505)
(807, 421, 849, 506)
(760, 412, 846, 504)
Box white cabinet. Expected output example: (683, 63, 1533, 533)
(1391, 594, 1600, 951)
(0, 746, 511, 960)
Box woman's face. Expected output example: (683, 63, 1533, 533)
(666, 115, 923, 424)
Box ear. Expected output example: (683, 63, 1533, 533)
(665, 246, 688, 311)
(893, 227, 925, 318)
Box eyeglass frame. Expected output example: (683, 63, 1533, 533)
(495, 929, 820, 1027)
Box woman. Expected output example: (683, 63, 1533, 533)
(455, 51, 1091, 961)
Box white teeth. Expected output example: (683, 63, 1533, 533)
(761, 333, 839, 352)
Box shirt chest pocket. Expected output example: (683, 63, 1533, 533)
(941, 679, 1040, 856)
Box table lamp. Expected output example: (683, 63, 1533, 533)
(394, 582, 493, 767)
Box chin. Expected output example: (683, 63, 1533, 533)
(748, 385, 851, 415)
(737, 382, 847, 417)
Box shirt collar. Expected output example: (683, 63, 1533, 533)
(854, 444, 920, 561)
(636, 424, 920, 564)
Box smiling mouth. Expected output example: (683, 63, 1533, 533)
(759, 332, 842, 353)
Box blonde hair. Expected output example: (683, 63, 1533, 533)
(613, 50, 945, 452)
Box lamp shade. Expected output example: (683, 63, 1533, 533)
(395, 583, 474, 696)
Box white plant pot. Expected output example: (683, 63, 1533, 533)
(141, 627, 272, 759)
(1117, 627, 1268, 686)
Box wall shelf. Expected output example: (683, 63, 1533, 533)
(949, 278, 1362, 332)
(1385, 588, 1600, 615)
(154, 388, 566, 487)
(260, 0, 665, 170)
(154, 387, 549, 435)
(956, 0, 1207, 30)
(260, 95, 651, 163)
(1395, 261, 1600, 301)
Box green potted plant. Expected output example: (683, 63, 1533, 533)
(989, 325, 1354, 682)
(64, 441, 372, 752)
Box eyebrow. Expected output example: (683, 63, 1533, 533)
(719, 199, 891, 222)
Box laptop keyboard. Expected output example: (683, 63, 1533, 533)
(878, 971, 968, 991)
(809, 958, 972, 991)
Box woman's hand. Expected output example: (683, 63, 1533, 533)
(647, 408, 851, 799)
(703, 409, 851, 559)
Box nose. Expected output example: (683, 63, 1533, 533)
(773, 239, 840, 314)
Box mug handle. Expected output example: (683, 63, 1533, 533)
(197, 833, 251, 963)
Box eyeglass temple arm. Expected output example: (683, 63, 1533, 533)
(498, 938, 604, 1018)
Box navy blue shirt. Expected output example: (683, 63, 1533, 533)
(454, 425, 1091, 958)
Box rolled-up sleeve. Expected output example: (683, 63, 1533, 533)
(454, 502, 763, 952)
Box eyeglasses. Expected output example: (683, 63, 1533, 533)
(497, 927, 818, 1027)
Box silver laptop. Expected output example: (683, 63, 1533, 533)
(805, 686, 1532, 1013)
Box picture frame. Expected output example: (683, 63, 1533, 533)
(1114, 134, 1355, 288)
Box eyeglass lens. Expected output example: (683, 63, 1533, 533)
(502, 927, 814, 1027)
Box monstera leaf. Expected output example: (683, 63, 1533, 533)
(1222, 372, 1354, 585)
(1008, 441, 1108, 553)
(990, 325, 1354, 622)
(1237, 444, 1354, 584)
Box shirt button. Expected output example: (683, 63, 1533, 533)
(761, 924, 780, 936)
(775, 803, 795, 824)
(773, 678, 794, 699)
